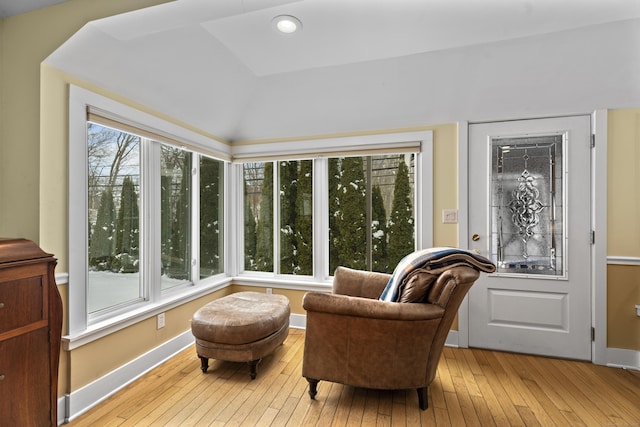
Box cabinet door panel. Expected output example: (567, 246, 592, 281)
(0, 329, 50, 426)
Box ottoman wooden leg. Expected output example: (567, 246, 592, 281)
(199, 356, 209, 373)
(248, 359, 261, 379)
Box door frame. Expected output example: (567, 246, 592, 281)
(456, 111, 608, 365)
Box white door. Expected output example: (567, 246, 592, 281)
(468, 116, 592, 360)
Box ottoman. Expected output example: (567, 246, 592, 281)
(190, 291, 290, 379)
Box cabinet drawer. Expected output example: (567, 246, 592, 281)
(0, 276, 44, 335)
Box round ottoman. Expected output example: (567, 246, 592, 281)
(191, 291, 290, 379)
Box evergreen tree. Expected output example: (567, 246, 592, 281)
(169, 155, 191, 280)
(90, 188, 115, 271)
(279, 161, 298, 274)
(328, 158, 341, 274)
(244, 179, 257, 271)
(371, 184, 388, 273)
(335, 156, 367, 270)
(114, 176, 139, 273)
(294, 160, 313, 275)
(388, 159, 415, 267)
(255, 162, 274, 271)
(200, 157, 221, 277)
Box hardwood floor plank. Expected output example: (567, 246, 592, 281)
(492, 351, 555, 426)
(443, 391, 465, 426)
(346, 387, 366, 426)
(65, 330, 640, 427)
(313, 382, 343, 427)
(480, 350, 528, 408)
(473, 374, 520, 427)
(524, 355, 602, 426)
(554, 359, 640, 425)
(361, 389, 380, 426)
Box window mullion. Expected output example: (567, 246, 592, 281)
(191, 156, 200, 283)
(313, 158, 328, 280)
(145, 140, 161, 302)
(365, 157, 372, 270)
(229, 163, 243, 276)
(273, 161, 280, 275)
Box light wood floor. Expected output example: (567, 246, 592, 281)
(67, 329, 640, 426)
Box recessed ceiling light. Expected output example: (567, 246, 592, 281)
(272, 15, 302, 34)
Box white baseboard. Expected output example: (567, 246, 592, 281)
(62, 330, 195, 423)
(58, 396, 66, 426)
(607, 347, 640, 371)
(445, 330, 459, 347)
(290, 313, 306, 329)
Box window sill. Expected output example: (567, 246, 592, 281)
(231, 273, 333, 292)
(62, 277, 232, 351)
(62, 274, 334, 351)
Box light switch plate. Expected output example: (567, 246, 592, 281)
(442, 209, 458, 224)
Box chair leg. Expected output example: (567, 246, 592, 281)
(417, 387, 428, 410)
(199, 356, 209, 373)
(306, 378, 319, 399)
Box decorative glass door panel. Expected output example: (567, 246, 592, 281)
(491, 134, 565, 277)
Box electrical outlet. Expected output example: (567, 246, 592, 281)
(636, 305, 640, 317)
(157, 312, 165, 329)
(266, 288, 273, 295)
(442, 209, 458, 224)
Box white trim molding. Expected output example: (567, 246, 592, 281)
(607, 256, 640, 266)
(607, 347, 640, 371)
(592, 109, 608, 366)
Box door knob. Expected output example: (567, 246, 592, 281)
(472, 234, 480, 241)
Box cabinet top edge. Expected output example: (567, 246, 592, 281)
(0, 238, 55, 264)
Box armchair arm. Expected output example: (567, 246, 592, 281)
(302, 292, 445, 321)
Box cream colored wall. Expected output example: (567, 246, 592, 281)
(0, 0, 172, 243)
(606, 109, 640, 351)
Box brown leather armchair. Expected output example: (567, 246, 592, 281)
(302, 264, 481, 410)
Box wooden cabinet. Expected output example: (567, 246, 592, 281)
(0, 238, 62, 426)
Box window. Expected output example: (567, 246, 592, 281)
(240, 148, 423, 280)
(200, 156, 224, 278)
(243, 160, 313, 275)
(160, 145, 192, 289)
(328, 154, 415, 274)
(69, 86, 229, 337)
(87, 123, 142, 314)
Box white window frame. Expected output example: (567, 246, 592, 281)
(67, 86, 232, 347)
(231, 131, 433, 287)
(67, 87, 433, 347)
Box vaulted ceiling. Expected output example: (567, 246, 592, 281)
(43, 0, 640, 142)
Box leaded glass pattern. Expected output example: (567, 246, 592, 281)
(491, 135, 565, 276)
